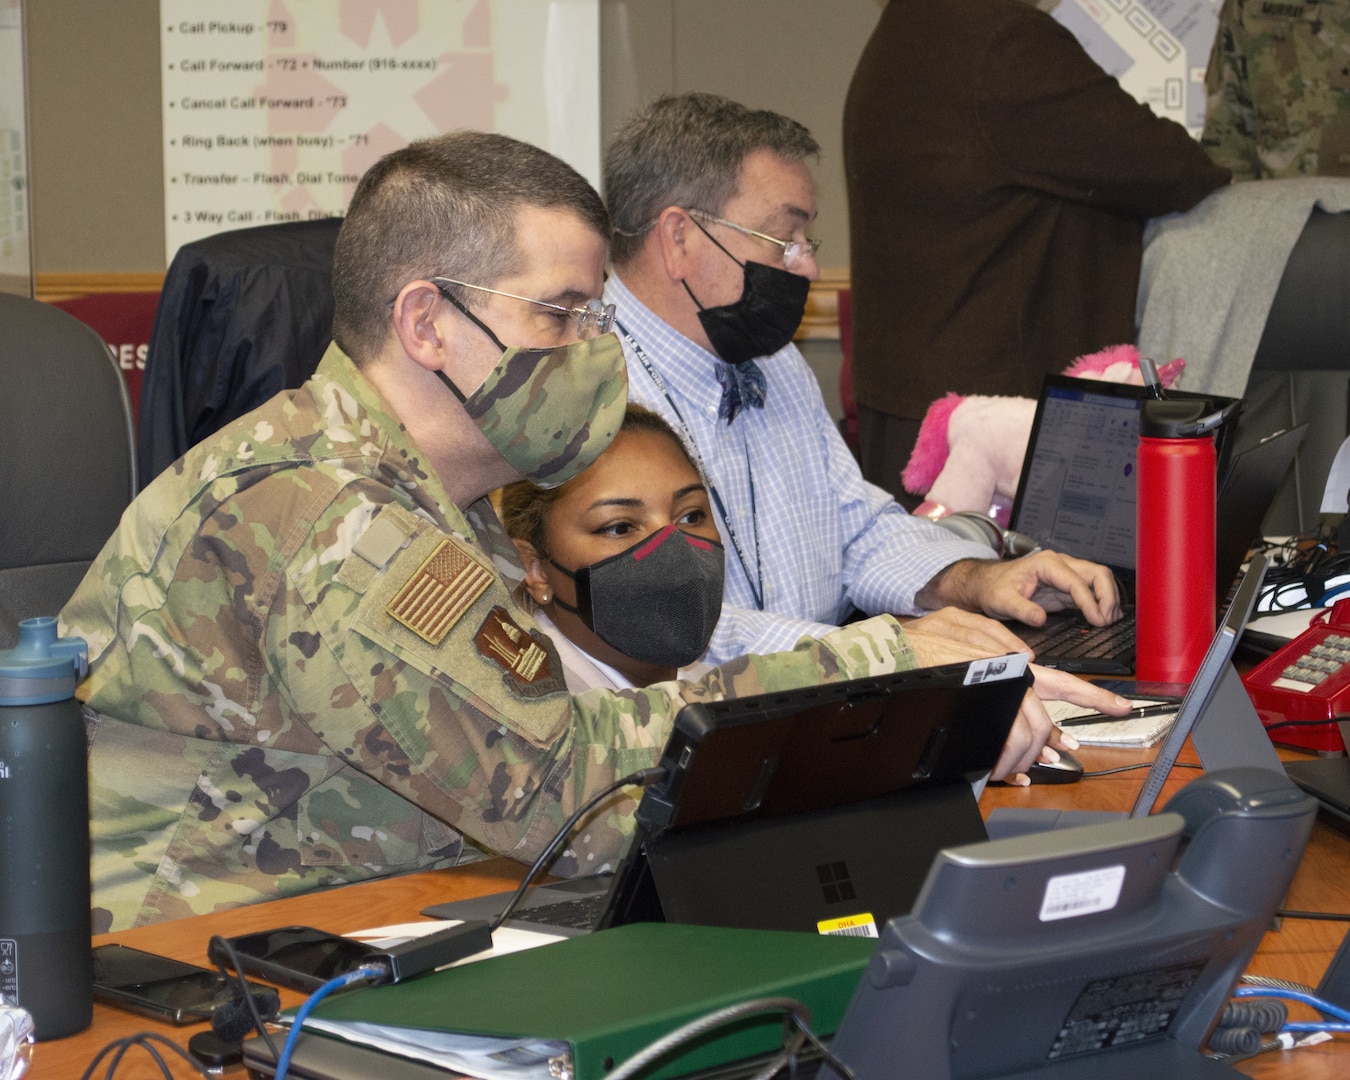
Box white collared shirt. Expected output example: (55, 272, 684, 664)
(605, 273, 994, 665)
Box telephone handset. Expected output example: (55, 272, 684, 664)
(1243, 597, 1350, 753)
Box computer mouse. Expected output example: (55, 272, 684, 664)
(1027, 750, 1085, 784)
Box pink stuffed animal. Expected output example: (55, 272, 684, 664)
(902, 345, 1184, 527)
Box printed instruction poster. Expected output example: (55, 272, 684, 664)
(160, 0, 600, 262)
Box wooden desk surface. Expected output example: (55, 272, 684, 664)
(34, 744, 1350, 1079)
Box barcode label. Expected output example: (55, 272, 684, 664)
(1039, 865, 1126, 922)
(817, 914, 878, 938)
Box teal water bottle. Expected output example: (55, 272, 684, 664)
(0, 618, 91, 1039)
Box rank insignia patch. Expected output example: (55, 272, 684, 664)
(476, 606, 566, 697)
(387, 539, 492, 645)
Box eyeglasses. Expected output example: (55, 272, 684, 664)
(685, 209, 821, 271)
(431, 277, 616, 340)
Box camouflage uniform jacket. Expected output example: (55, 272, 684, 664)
(62, 344, 917, 931)
(1203, 0, 1350, 178)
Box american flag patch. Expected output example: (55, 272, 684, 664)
(387, 539, 492, 645)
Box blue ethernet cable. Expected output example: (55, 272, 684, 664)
(273, 963, 387, 1080)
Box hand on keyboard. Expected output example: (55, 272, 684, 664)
(918, 551, 1122, 629)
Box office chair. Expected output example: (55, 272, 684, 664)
(0, 294, 137, 647)
(137, 217, 342, 488)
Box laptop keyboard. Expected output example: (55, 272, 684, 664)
(1024, 616, 1137, 662)
(515, 893, 607, 930)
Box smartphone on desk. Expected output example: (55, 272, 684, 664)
(92, 943, 269, 1024)
(209, 926, 379, 993)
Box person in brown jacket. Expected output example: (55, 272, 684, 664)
(844, 0, 1231, 500)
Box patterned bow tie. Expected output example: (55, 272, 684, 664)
(715, 360, 767, 422)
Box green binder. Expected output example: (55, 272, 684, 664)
(307, 923, 876, 1080)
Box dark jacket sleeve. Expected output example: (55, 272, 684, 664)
(977, 11, 1231, 215)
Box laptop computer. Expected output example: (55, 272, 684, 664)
(987, 555, 1282, 838)
(423, 654, 1032, 938)
(1006, 375, 1301, 674)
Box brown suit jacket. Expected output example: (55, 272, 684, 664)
(844, 0, 1230, 421)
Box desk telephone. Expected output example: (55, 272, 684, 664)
(1243, 598, 1350, 754)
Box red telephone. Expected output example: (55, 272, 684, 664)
(1243, 598, 1350, 754)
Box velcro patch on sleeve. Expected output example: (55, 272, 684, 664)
(386, 538, 493, 646)
(353, 510, 417, 569)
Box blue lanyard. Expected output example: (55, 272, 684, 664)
(618, 322, 766, 611)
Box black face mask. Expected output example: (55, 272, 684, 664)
(683, 225, 811, 365)
(550, 525, 725, 668)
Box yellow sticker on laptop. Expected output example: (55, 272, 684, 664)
(816, 913, 879, 938)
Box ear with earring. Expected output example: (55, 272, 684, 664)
(511, 538, 554, 607)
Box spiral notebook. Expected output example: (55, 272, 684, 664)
(1044, 699, 1179, 748)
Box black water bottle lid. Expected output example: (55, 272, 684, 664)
(1141, 398, 1234, 438)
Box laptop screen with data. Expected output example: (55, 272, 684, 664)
(1010, 377, 1237, 578)
(1010, 379, 1143, 573)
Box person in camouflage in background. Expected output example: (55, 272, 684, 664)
(62, 130, 1125, 932)
(1203, 0, 1350, 178)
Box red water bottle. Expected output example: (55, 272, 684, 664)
(1136, 399, 1229, 683)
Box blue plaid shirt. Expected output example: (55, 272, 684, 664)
(605, 274, 995, 666)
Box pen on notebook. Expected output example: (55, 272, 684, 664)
(1058, 703, 1179, 728)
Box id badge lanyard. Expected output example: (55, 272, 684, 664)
(618, 323, 766, 611)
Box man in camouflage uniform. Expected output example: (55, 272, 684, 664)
(63, 132, 1123, 932)
(1203, 0, 1350, 178)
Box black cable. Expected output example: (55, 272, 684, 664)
(1251, 530, 1350, 612)
(787, 1010, 855, 1080)
(1082, 761, 1203, 778)
(1276, 908, 1350, 921)
(1207, 1024, 1262, 1057)
(1261, 717, 1350, 732)
(489, 765, 668, 932)
(208, 933, 280, 1060)
(1221, 999, 1288, 1033)
(603, 997, 854, 1080)
(79, 1032, 210, 1080)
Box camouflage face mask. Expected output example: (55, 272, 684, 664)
(437, 325, 628, 489)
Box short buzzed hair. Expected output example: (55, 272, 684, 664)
(604, 93, 819, 267)
(332, 131, 611, 361)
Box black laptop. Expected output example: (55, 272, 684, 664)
(1007, 375, 1301, 675)
(424, 654, 1031, 938)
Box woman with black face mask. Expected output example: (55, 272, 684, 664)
(500, 405, 725, 690)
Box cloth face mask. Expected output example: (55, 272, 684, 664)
(683, 223, 811, 365)
(438, 316, 628, 489)
(551, 524, 725, 668)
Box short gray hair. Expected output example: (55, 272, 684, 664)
(604, 93, 819, 267)
(333, 131, 611, 362)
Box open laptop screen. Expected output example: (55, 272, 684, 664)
(1012, 379, 1144, 572)
(1010, 376, 1239, 579)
